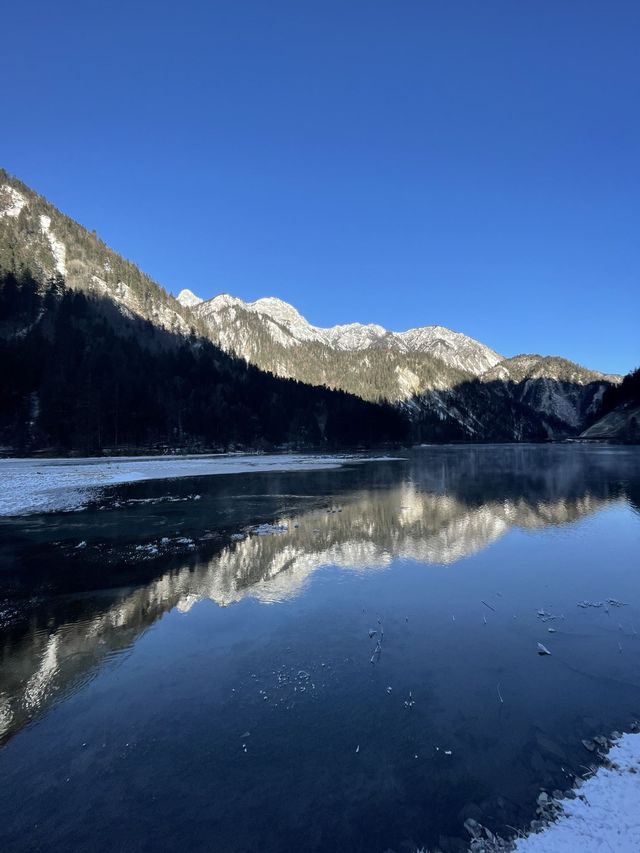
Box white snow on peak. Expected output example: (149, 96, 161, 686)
(38, 214, 67, 276)
(197, 294, 248, 322)
(0, 185, 27, 219)
(209, 293, 245, 309)
(251, 297, 306, 325)
(398, 325, 502, 373)
(326, 322, 390, 351)
(246, 297, 395, 350)
(193, 292, 502, 373)
(249, 297, 322, 345)
(176, 288, 203, 308)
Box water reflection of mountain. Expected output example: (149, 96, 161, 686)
(1, 445, 638, 747)
(205, 485, 613, 606)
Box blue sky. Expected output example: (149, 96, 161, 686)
(2, 1, 639, 374)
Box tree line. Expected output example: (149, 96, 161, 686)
(0, 272, 407, 454)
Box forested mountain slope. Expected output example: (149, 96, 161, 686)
(187, 292, 499, 403)
(581, 367, 640, 442)
(0, 171, 198, 337)
(185, 291, 618, 439)
(0, 168, 622, 448)
(0, 273, 406, 453)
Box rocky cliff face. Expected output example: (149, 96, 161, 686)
(580, 367, 640, 443)
(184, 290, 618, 439)
(185, 290, 502, 384)
(581, 404, 640, 442)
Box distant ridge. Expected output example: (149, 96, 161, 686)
(179, 289, 618, 438)
(178, 289, 502, 374)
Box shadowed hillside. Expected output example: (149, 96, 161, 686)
(0, 169, 623, 447)
(0, 272, 407, 453)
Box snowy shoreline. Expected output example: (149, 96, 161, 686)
(462, 730, 640, 852)
(510, 730, 640, 852)
(0, 452, 403, 517)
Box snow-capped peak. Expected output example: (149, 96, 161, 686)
(191, 291, 503, 375)
(207, 293, 246, 310)
(247, 297, 323, 343)
(250, 297, 308, 327)
(326, 322, 390, 350)
(176, 288, 203, 308)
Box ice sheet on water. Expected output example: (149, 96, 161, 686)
(251, 523, 288, 536)
(0, 453, 378, 517)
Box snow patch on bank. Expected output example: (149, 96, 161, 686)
(0, 453, 400, 517)
(512, 731, 640, 852)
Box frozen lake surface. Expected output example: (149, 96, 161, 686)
(0, 452, 384, 516)
(0, 445, 639, 852)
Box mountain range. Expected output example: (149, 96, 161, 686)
(0, 168, 633, 451)
(178, 287, 619, 439)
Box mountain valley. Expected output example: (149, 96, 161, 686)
(0, 169, 631, 451)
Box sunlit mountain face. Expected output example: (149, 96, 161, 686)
(1, 172, 622, 450)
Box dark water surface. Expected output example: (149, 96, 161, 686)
(1, 445, 639, 852)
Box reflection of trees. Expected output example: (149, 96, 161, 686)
(1, 464, 625, 747)
(409, 444, 635, 508)
(3, 444, 639, 748)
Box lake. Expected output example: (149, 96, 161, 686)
(1, 445, 639, 852)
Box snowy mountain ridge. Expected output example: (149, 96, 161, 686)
(179, 289, 503, 375)
(1, 168, 622, 444)
(179, 289, 618, 439)
(176, 288, 203, 307)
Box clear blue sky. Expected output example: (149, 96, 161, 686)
(2, 1, 639, 374)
